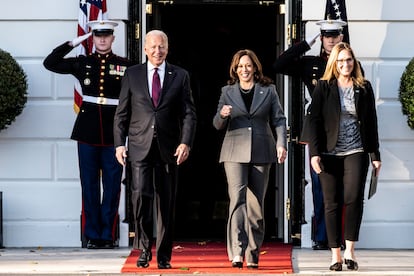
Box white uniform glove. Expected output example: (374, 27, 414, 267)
(70, 32, 92, 47)
(306, 32, 320, 47)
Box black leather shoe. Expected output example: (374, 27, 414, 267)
(137, 250, 152, 268)
(312, 242, 329, 250)
(86, 240, 100, 249)
(345, 259, 358, 270)
(101, 240, 114, 249)
(157, 260, 172, 269)
(247, 263, 259, 269)
(231, 261, 243, 269)
(329, 262, 343, 271)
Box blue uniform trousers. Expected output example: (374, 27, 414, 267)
(78, 142, 122, 242)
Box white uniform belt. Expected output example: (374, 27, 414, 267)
(82, 95, 119, 105)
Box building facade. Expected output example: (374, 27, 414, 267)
(0, 0, 413, 248)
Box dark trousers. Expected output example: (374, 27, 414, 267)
(78, 142, 122, 242)
(310, 164, 328, 244)
(130, 139, 177, 262)
(319, 152, 369, 248)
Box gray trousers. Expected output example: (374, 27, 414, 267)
(224, 162, 271, 264)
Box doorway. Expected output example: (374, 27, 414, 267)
(132, 0, 299, 242)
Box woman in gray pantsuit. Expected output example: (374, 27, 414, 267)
(213, 49, 287, 269)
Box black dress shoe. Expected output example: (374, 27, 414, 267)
(247, 263, 259, 269)
(329, 262, 343, 271)
(86, 240, 100, 249)
(157, 260, 172, 269)
(101, 240, 114, 249)
(312, 242, 329, 250)
(231, 261, 243, 269)
(345, 259, 358, 270)
(137, 250, 152, 268)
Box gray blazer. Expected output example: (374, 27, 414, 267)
(213, 83, 287, 163)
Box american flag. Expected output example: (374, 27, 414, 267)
(74, 0, 108, 113)
(325, 0, 349, 44)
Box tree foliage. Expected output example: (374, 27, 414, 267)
(399, 57, 414, 130)
(0, 49, 28, 131)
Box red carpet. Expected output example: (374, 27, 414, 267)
(121, 241, 293, 274)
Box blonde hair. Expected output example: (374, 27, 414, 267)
(321, 42, 365, 87)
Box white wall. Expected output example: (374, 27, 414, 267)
(0, 0, 129, 247)
(302, 0, 414, 249)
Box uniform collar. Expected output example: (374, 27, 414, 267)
(93, 51, 113, 59)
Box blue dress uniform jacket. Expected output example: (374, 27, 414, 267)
(273, 40, 328, 144)
(273, 40, 326, 97)
(43, 42, 132, 146)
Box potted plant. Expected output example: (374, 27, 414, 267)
(399, 57, 414, 130)
(0, 48, 28, 132)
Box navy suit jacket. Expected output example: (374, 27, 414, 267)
(113, 62, 197, 164)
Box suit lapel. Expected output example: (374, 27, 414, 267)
(159, 63, 175, 106)
(229, 85, 248, 113)
(354, 85, 361, 110)
(329, 80, 341, 117)
(250, 84, 267, 114)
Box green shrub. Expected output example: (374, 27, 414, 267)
(399, 57, 414, 130)
(0, 49, 28, 131)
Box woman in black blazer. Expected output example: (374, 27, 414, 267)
(307, 42, 381, 271)
(213, 49, 287, 269)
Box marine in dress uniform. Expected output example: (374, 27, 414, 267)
(43, 20, 132, 249)
(273, 19, 347, 250)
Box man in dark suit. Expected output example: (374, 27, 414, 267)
(113, 30, 197, 269)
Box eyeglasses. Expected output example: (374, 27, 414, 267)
(337, 58, 354, 64)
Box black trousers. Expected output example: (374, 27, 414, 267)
(319, 152, 369, 248)
(130, 139, 177, 262)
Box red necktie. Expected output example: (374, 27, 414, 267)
(152, 68, 161, 107)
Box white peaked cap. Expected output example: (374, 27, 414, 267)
(316, 19, 347, 36)
(87, 20, 118, 35)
